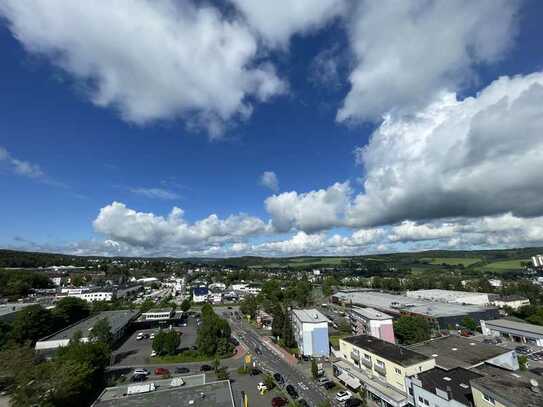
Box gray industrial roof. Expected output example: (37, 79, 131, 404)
(292, 309, 329, 323)
(342, 335, 432, 367)
(471, 364, 543, 407)
(334, 290, 492, 318)
(409, 336, 511, 370)
(41, 310, 138, 342)
(93, 378, 234, 407)
(484, 319, 543, 336)
(350, 307, 393, 320)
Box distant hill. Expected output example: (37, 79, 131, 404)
(1, 246, 542, 270)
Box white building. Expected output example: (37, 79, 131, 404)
(291, 309, 330, 357)
(406, 289, 491, 306)
(481, 319, 543, 346)
(141, 308, 173, 321)
(347, 307, 395, 343)
(488, 279, 502, 288)
(491, 295, 530, 310)
(231, 283, 261, 295)
(531, 255, 543, 268)
(209, 282, 226, 291)
(59, 287, 114, 302)
(209, 292, 222, 304)
(192, 287, 209, 303)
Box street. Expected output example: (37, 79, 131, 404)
(227, 312, 337, 407)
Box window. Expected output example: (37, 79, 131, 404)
(394, 367, 401, 375)
(375, 360, 385, 368)
(482, 393, 495, 405)
(364, 353, 371, 361)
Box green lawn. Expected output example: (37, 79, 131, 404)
(151, 350, 233, 364)
(420, 257, 482, 266)
(482, 259, 529, 271)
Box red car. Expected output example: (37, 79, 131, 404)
(271, 397, 288, 407)
(154, 367, 170, 376)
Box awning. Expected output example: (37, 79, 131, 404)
(337, 372, 361, 390)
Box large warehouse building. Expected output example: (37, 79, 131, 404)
(481, 319, 543, 346)
(332, 290, 499, 331)
(406, 289, 492, 306)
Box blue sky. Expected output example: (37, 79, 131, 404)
(1, 0, 543, 257)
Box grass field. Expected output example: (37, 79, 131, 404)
(482, 259, 529, 271)
(420, 257, 482, 266)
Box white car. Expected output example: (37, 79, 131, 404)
(136, 332, 144, 340)
(150, 351, 157, 357)
(335, 390, 352, 402)
(150, 333, 156, 339)
(133, 368, 150, 376)
(257, 382, 268, 391)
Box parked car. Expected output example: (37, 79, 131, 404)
(250, 368, 262, 376)
(131, 374, 147, 382)
(257, 382, 268, 392)
(154, 367, 170, 376)
(336, 390, 352, 402)
(174, 366, 190, 374)
(133, 368, 150, 376)
(460, 330, 473, 337)
(150, 333, 156, 340)
(136, 332, 144, 340)
(516, 345, 531, 354)
(255, 347, 263, 355)
(323, 381, 336, 390)
(273, 373, 284, 385)
(345, 398, 363, 407)
(150, 350, 157, 357)
(271, 396, 288, 407)
(297, 400, 309, 407)
(200, 364, 213, 372)
(317, 377, 330, 385)
(286, 385, 298, 399)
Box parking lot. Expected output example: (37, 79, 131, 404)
(112, 315, 199, 367)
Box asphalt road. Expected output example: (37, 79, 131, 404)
(227, 314, 338, 407)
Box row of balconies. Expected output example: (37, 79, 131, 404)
(350, 352, 387, 376)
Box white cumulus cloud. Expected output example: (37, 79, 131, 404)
(230, 0, 347, 48)
(0, 0, 286, 137)
(337, 0, 519, 122)
(260, 171, 279, 192)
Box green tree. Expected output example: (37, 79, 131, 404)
(394, 316, 431, 345)
(10, 305, 57, 345)
(180, 298, 191, 312)
(53, 297, 90, 326)
(239, 295, 258, 319)
(518, 355, 529, 370)
(311, 358, 319, 378)
(264, 373, 275, 389)
(89, 317, 113, 347)
(196, 308, 232, 356)
(140, 298, 155, 313)
(461, 316, 477, 332)
(0, 320, 12, 349)
(152, 331, 180, 356)
(282, 311, 297, 349)
(322, 276, 337, 297)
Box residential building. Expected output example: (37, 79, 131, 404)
(491, 295, 530, 310)
(192, 287, 209, 303)
(209, 292, 222, 304)
(291, 309, 330, 357)
(406, 290, 492, 306)
(488, 279, 503, 288)
(406, 367, 482, 407)
(209, 282, 226, 291)
(531, 255, 543, 268)
(481, 319, 543, 346)
(59, 287, 115, 303)
(335, 335, 435, 407)
(333, 290, 499, 331)
(409, 336, 519, 371)
(35, 310, 138, 353)
(348, 306, 395, 343)
(470, 364, 542, 407)
(141, 308, 173, 321)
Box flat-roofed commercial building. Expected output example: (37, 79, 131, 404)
(408, 335, 519, 371)
(92, 374, 235, 407)
(481, 319, 543, 346)
(470, 364, 543, 407)
(491, 295, 530, 310)
(406, 290, 492, 306)
(348, 306, 395, 343)
(406, 367, 482, 407)
(291, 309, 330, 357)
(35, 310, 138, 353)
(333, 290, 499, 331)
(140, 308, 173, 321)
(335, 335, 435, 407)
